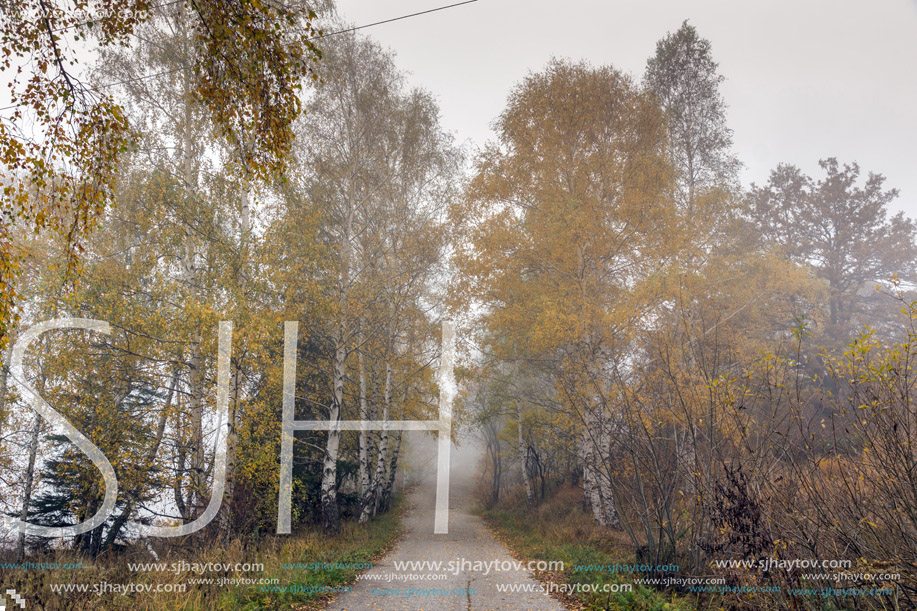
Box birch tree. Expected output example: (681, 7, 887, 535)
(644, 20, 739, 209)
(456, 58, 679, 527)
(0, 0, 323, 351)
(294, 29, 458, 533)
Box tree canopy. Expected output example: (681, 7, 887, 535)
(0, 0, 323, 349)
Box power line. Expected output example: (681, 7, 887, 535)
(317, 0, 479, 39)
(103, 1, 481, 89)
(0, 0, 481, 114)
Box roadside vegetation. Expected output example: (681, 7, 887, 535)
(4, 495, 403, 610)
(482, 485, 693, 611)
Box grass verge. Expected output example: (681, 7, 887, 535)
(0, 495, 405, 611)
(224, 495, 406, 610)
(480, 485, 694, 611)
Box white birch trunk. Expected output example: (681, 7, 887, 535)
(0, 342, 10, 447)
(357, 344, 372, 523)
(582, 404, 619, 528)
(322, 210, 353, 534)
(179, 11, 205, 519)
(370, 361, 392, 517)
(17, 414, 42, 561)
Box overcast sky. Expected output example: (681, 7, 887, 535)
(333, 0, 917, 216)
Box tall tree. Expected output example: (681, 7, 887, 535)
(455, 58, 680, 528)
(291, 29, 459, 534)
(644, 20, 739, 209)
(294, 30, 404, 535)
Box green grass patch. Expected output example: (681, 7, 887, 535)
(222, 496, 406, 610)
(481, 486, 693, 611)
(1, 496, 405, 611)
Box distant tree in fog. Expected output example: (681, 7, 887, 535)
(747, 158, 917, 339)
